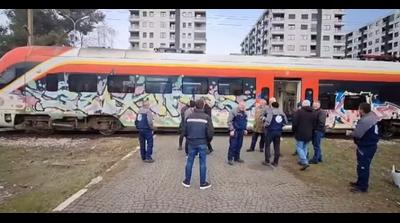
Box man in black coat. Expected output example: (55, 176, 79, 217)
(292, 100, 316, 171)
(203, 98, 214, 154)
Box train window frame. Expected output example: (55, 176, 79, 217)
(45, 73, 61, 92)
(319, 93, 336, 110)
(182, 77, 208, 95)
(305, 88, 314, 104)
(218, 78, 243, 95)
(107, 75, 136, 93)
(344, 95, 367, 110)
(145, 76, 173, 94)
(68, 73, 98, 93)
(0, 62, 40, 89)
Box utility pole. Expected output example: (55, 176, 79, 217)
(27, 9, 34, 46)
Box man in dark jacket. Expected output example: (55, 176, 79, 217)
(310, 100, 327, 164)
(135, 100, 155, 163)
(180, 100, 195, 155)
(227, 101, 248, 165)
(292, 100, 316, 170)
(203, 98, 214, 154)
(182, 99, 214, 190)
(347, 102, 379, 193)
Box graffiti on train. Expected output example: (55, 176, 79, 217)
(12, 75, 256, 128)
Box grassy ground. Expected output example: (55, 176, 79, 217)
(279, 135, 400, 212)
(0, 134, 136, 213)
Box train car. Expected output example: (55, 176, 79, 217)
(1, 46, 400, 136)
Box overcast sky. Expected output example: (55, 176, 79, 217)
(1, 9, 397, 55)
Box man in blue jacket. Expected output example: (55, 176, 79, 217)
(182, 99, 214, 190)
(227, 101, 248, 165)
(347, 102, 380, 193)
(135, 100, 155, 163)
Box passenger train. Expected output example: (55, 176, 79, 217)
(1, 46, 400, 136)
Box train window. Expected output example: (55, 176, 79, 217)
(68, 74, 98, 92)
(182, 77, 208, 94)
(305, 88, 313, 104)
(0, 62, 39, 89)
(344, 95, 366, 110)
(107, 75, 135, 93)
(218, 78, 243, 95)
(319, 93, 335, 109)
(260, 87, 269, 100)
(45, 74, 61, 92)
(145, 76, 172, 94)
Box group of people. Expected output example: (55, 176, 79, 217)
(135, 97, 380, 193)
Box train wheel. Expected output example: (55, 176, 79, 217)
(99, 129, 117, 136)
(98, 119, 122, 136)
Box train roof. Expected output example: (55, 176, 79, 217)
(2, 46, 400, 74)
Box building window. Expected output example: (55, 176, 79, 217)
(142, 32, 147, 38)
(149, 43, 154, 48)
(142, 11, 147, 17)
(188, 33, 192, 39)
(375, 38, 379, 43)
(301, 35, 307, 40)
(187, 43, 191, 48)
(68, 74, 98, 92)
(182, 12, 186, 17)
(142, 43, 147, 48)
(323, 14, 331, 20)
(324, 46, 330, 52)
(323, 35, 330, 41)
(183, 22, 186, 28)
(160, 22, 166, 28)
(301, 14, 308, 20)
(300, 45, 307, 51)
(311, 13, 318, 21)
(182, 33, 186, 38)
(188, 22, 192, 28)
(288, 34, 295, 40)
(182, 77, 208, 94)
(395, 32, 399, 37)
(149, 22, 154, 28)
(149, 32, 154, 38)
(149, 11, 154, 17)
(368, 32, 373, 37)
(324, 25, 330, 31)
(288, 24, 295, 30)
(142, 21, 147, 27)
(107, 75, 135, 93)
(182, 43, 186, 48)
(160, 11, 166, 17)
(160, 43, 166, 47)
(395, 42, 398, 47)
(375, 30, 379, 35)
(368, 41, 372, 45)
(395, 22, 399, 28)
(160, 32, 166, 38)
(375, 47, 379, 52)
(145, 77, 173, 94)
(301, 24, 308, 30)
(218, 78, 243, 95)
(288, 14, 295, 19)
(287, 45, 295, 51)
(368, 49, 372, 54)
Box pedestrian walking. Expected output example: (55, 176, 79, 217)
(247, 99, 267, 152)
(227, 101, 248, 165)
(292, 100, 316, 170)
(292, 101, 303, 156)
(347, 102, 379, 193)
(262, 102, 287, 167)
(203, 98, 214, 154)
(310, 100, 327, 164)
(261, 97, 276, 155)
(135, 100, 155, 163)
(182, 99, 214, 190)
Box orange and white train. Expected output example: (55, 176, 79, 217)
(1, 46, 400, 136)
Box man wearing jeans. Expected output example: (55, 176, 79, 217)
(182, 99, 214, 190)
(292, 100, 316, 171)
(135, 100, 155, 163)
(310, 101, 327, 164)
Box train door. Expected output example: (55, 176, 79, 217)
(274, 78, 301, 122)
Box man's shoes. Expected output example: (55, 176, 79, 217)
(349, 181, 359, 187)
(228, 160, 234, 165)
(271, 162, 278, 167)
(246, 149, 255, 152)
(262, 161, 270, 166)
(300, 164, 310, 171)
(200, 182, 212, 190)
(235, 159, 244, 163)
(350, 187, 367, 193)
(182, 180, 190, 188)
(144, 158, 155, 163)
(178, 146, 183, 150)
(309, 159, 318, 164)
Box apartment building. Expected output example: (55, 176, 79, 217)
(240, 9, 346, 59)
(345, 11, 400, 59)
(129, 9, 206, 53)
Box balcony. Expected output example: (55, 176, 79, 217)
(129, 25, 139, 32)
(272, 17, 285, 23)
(271, 38, 284, 43)
(271, 27, 284, 33)
(129, 15, 140, 22)
(170, 15, 175, 20)
(311, 40, 317, 45)
(170, 25, 175, 30)
(335, 18, 345, 24)
(334, 29, 345, 34)
(195, 14, 206, 21)
(334, 40, 345, 45)
(129, 36, 139, 42)
(194, 26, 206, 31)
